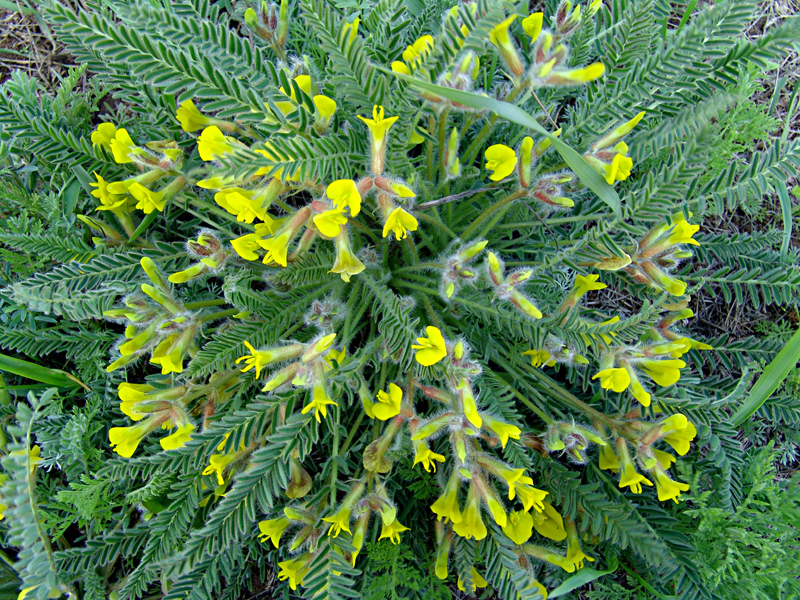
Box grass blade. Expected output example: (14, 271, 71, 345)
(776, 180, 792, 255)
(0, 353, 87, 390)
(730, 324, 800, 426)
(387, 72, 621, 216)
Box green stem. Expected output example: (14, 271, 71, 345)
(189, 196, 252, 229)
(476, 201, 515, 240)
(462, 85, 526, 166)
(392, 279, 502, 316)
(416, 212, 457, 239)
(517, 359, 620, 430)
(438, 105, 450, 183)
(426, 115, 435, 182)
(198, 308, 239, 323)
(281, 321, 306, 339)
(339, 410, 365, 456)
(184, 298, 227, 310)
(348, 218, 380, 244)
(392, 262, 444, 274)
(497, 214, 612, 229)
(341, 279, 362, 343)
(460, 189, 526, 240)
(422, 295, 440, 328)
(329, 405, 340, 505)
(405, 236, 419, 263)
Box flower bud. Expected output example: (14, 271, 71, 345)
(301, 333, 337, 363)
(487, 252, 504, 285)
(457, 240, 488, 263)
(445, 127, 461, 179)
(518, 136, 533, 187)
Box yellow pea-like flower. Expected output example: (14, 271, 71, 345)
(412, 326, 447, 366)
(160, 423, 195, 451)
(257, 516, 291, 548)
(502, 510, 534, 544)
(484, 144, 517, 181)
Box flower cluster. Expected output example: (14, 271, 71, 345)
(81, 2, 719, 597)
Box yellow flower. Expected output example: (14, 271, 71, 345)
(488, 14, 524, 76)
(301, 384, 338, 423)
(585, 141, 633, 185)
(258, 516, 291, 548)
(488, 14, 516, 47)
(128, 183, 166, 214)
(379, 518, 410, 544)
(277, 553, 312, 591)
(382, 206, 418, 241)
(412, 442, 445, 472)
(313, 208, 348, 238)
(532, 501, 567, 541)
(666, 213, 701, 246)
(313, 95, 337, 120)
(513, 483, 548, 512)
(659, 414, 696, 456)
(176, 100, 213, 132)
(452, 487, 487, 540)
(521, 12, 543, 40)
(390, 182, 416, 198)
(599, 443, 620, 472)
(430, 474, 462, 524)
(91, 122, 118, 152)
(483, 491, 508, 527)
(654, 448, 677, 469)
(91, 172, 132, 214)
(639, 358, 685, 387)
(481, 414, 521, 449)
(652, 467, 690, 503)
(522, 349, 555, 368)
(566, 526, 594, 570)
(322, 506, 352, 537)
(619, 461, 653, 494)
(592, 112, 645, 152)
(401, 35, 434, 65)
(457, 377, 481, 428)
(110, 128, 138, 163)
(502, 510, 534, 544)
(587, 0, 603, 16)
(373, 382, 402, 420)
(150, 332, 186, 374)
(329, 230, 366, 282)
(160, 423, 195, 451)
(118, 382, 155, 421)
(326, 179, 361, 216)
(573, 273, 606, 297)
(324, 348, 346, 370)
(197, 125, 233, 161)
(495, 464, 534, 501)
(259, 230, 292, 267)
(412, 326, 447, 366)
(592, 368, 631, 393)
(484, 144, 517, 181)
(109, 420, 154, 458)
(235, 341, 272, 378)
(630, 379, 651, 407)
(457, 568, 488, 593)
(391, 60, 410, 75)
(542, 62, 606, 85)
(214, 188, 268, 223)
(203, 452, 236, 485)
(357, 105, 399, 146)
(230, 224, 272, 261)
